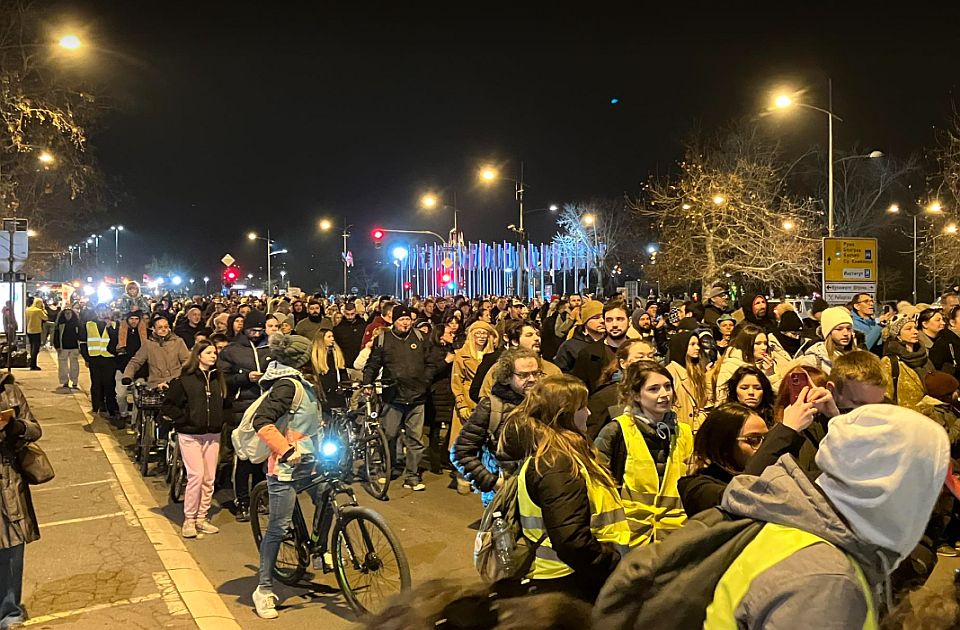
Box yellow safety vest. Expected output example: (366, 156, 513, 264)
(705, 522, 877, 629)
(85, 320, 114, 358)
(517, 456, 631, 580)
(614, 414, 693, 547)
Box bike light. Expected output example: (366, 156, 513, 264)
(321, 441, 339, 457)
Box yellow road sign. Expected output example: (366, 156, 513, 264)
(822, 238, 878, 283)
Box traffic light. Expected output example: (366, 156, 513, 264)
(402, 281, 412, 291)
(371, 228, 385, 249)
(223, 266, 239, 288)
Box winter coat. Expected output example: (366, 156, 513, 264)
(539, 311, 563, 363)
(595, 410, 682, 487)
(122, 333, 190, 386)
(677, 462, 734, 517)
(24, 298, 47, 335)
(425, 339, 455, 428)
(333, 316, 366, 367)
(107, 322, 144, 373)
(450, 323, 498, 418)
(53, 310, 81, 351)
(930, 328, 960, 378)
(881, 354, 930, 415)
(361, 315, 389, 347)
(469, 347, 502, 404)
(852, 312, 882, 352)
(714, 349, 782, 403)
(451, 381, 525, 493)
(571, 340, 617, 392)
(666, 361, 707, 432)
(586, 380, 622, 441)
(161, 369, 228, 436)
(294, 316, 328, 341)
(554, 327, 599, 373)
(173, 320, 203, 349)
(796, 341, 836, 374)
(251, 362, 322, 481)
(362, 327, 432, 404)
(0, 373, 41, 549)
(218, 335, 274, 414)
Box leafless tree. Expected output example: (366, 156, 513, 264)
(631, 122, 821, 290)
(917, 108, 960, 295)
(554, 199, 632, 293)
(829, 148, 920, 237)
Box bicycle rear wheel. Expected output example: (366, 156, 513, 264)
(361, 425, 391, 501)
(168, 438, 186, 504)
(140, 411, 155, 477)
(333, 505, 411, 616)
(249, 481, 309, 586)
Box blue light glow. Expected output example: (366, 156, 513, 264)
(321, 441, 339, 457)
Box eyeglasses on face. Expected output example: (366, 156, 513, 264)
(737, 434, 766, 448)
(513, 370, 545, 380)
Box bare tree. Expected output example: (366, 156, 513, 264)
(631, 122, 821, 290)
(830, 148, 920, 237)
(918, 108, 960, 295)
(554, 198, 632, 293)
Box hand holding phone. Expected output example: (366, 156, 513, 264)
(788, 371, 811, 405)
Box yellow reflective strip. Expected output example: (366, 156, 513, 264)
(535, 546, 562, 562)
(591, 507, 627, 528)
(520, 516, 544, 530)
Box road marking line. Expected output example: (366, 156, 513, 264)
(32, 478, 112, 492)
(40, 419, 90, 426)
(109, 479, 141, 526)
(39, 511, 126, 528)
(22, 592, 163, 625)
(152, 571, 190, 616)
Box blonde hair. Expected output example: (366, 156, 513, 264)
(310, 328, 345, 375)
(503, 375, 616, 488)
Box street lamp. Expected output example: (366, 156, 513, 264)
(478, 162, 526, 241)
(782, 220, 795, 231)
(419, 192, 459, 243)
(581, 214, 601, 295)
(58, 34, 82, 50)
(888, 201, 944, 303)
(109, 225, 123, 271)
(203, 276, 210, 292)
(319, 218, 352, 294)
(712, 195, 726, 205)
(37, 151, 55, 165)
(279, 269, 287, 289)
(248, 230, 285, 295)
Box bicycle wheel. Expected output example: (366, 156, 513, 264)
(168, 438, 186, 504)
(140, 411, 155, 477)
(132, 408, 144, 462)
(361, 426, 391, 501)
(333, 506, 411, 616)
(249, 481, 309, 586)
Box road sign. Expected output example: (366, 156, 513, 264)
(221, 254, 235, 267)
(823, 238, 879, 304)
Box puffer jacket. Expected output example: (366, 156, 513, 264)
(554, 327, 598, 373)
(122, 333, 190, 386)
(0, 373, 41, 549)
(451, 381, 525, 492)
(218, 335, 274, 413)
(161, 369, 227, 435)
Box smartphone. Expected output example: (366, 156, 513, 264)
(788, 371, 812, 405)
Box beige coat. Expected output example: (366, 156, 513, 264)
(666, 361, 708, 432)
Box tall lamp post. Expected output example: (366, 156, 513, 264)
(582, 213, 602, 296)
(420, 192, 460, 244)
(109, 225, 123, 271)
(887, 201, 944, 303)
(319, 218, 352, 294)
(248, 230, 287, 295)
(479, 163, 526, 241)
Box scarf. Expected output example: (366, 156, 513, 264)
(884, 338, 933, 381)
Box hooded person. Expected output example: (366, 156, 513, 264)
(770, 310, 809, 362)
(595, 403, 952, 629)
(803, 298, 829, 337)
(666, 330, 709, 431)
(739, 291, 778, 335)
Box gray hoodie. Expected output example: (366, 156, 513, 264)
(720, 456, 897, 630)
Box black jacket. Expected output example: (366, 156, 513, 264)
(107, 322, 144, 373)
(571, 340, 617, 393)
(451, 381, 524, 492)
(333, 316, 366, 367)
(931, 328, 960, 378)
(161, 369, 228, 435)
(554, 327, 599, 373)
(677, 463, 734, 517)
(218, 336, 274, 414)
(586, 380, 622, 440)
(53, 311, 81, 350)
(362, 327, 433, 404)
(595, 413, 677, 486)
(425, 338, 455, 427)
(469, 346, 503, 404)
(540, 311, 563, 364)
(743, 419, 825, 479)
(174, 320, 203, 349)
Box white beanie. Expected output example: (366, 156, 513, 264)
(815, 404, 949, 564)
(819, 306, 853, 337)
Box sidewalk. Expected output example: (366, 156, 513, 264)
(16, 349, 239, 629)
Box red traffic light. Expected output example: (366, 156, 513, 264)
(402, 281, 412, 290)
(371, 228, 385, 240)
(440, 272, 452, 284)
(223, 266, 239, 287)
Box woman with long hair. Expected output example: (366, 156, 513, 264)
(161, 340, 227, 539)
(451, 321, 499, 435)
(498, 374, 629, 602)
(713, 324, 782, 402)
(797, 307, 857, 374)
(724, 364, 776, 425)
(594, 361, 693, 547)
(587, 339, 656, 439)
(666, 331, 709, 432)
(677, 402, 769, 515)
(308, 328, 347, 409)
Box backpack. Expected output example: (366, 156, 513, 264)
(594, 508, 763, 629)
(231, 377, 305, 464)
(473, 459, 547, 583)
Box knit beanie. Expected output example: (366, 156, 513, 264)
(811, 298, 829, 318)
(268, 333, 312, 368)
(778, 310, 804, 333)
(819, 307, 853, 337)
(925, 372, 960, 402)
(392, 305, 413, 322)
(578, 300, 603, 325)
(243, 309, 267, 331)
(815, 404, 949, 563)
(884, 314, 914, 340)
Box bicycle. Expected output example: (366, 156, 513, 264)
(132, 383, 167, 477)
(249, 432, 411, 616)
(166, 424, 186, 503)
(329, 383, 391, 501)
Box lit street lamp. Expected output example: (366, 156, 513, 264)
(478, 163, 526, 241)
(888, 201, 944, 302)
(320, 218, 352, 294)
(203, 276, 210, 292)
(419, 192, 459, 244)
(109, 225, 123, 271)
(248, 230, 286, 295)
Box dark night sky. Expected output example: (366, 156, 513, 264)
(46, 1, 960, 287)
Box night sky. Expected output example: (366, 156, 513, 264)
(48, 1, 960, 288)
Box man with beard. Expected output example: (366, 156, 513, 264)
(474, 320, 562, 401)
(554, 294, 583, 339)
(294, 300, 330, 341)
(572, 300, 631, 392)
(740, 292, 779, 335)
(631, 308, 668, 357)
(333, 302, 366, 367)
(702, 285, 730, 328)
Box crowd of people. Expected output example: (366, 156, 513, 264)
(5, 280, 960, 626)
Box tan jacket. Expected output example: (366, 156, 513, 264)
(666, 361, 708, 432)
(451, 321, 499, 417)
(123, 334, 190, 386)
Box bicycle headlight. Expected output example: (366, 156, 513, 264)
(321, 440, 340, 458)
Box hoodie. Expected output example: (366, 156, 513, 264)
(740, 292, 778, 334)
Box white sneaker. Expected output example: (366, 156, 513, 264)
(252, 586, 279, 619)
(196, 520, 219, 535)
(181, 520, 197, 538)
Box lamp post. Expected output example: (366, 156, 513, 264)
(248, 230, 286, 295)
(109, 225, 123, 271)
(420, 192, 460, 244)
(479, 163, 526, 241)
(582, 213, 602, 296)
(320, 218, 352, 294)
(888, 202, 943, 303)
(203, 276, 209, 293)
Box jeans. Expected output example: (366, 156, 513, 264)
(258, 476, 323, 591)
(26, 333, 40, 369)
(115, 371, 130, 416)
(179, 433, 220, 521)
(57, 348, 79, 386)
(0, 544, 25, 628)
(380, 402, 425, 481)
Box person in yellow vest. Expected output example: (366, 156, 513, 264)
(24, 297, 47, 370)
(595, 361, 693, 547)
(595, 404, 953, 629)
(79, 305, 121, 426)
(498, 374, 630, 602)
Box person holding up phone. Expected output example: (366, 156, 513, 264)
(0, 372, 41, 629)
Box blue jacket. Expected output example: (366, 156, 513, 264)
(851, 312, 882, 351)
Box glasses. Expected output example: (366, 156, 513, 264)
(513, 370, 546, 381)
(737, 434, 766, 448)
(856, 298, 875, 305)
